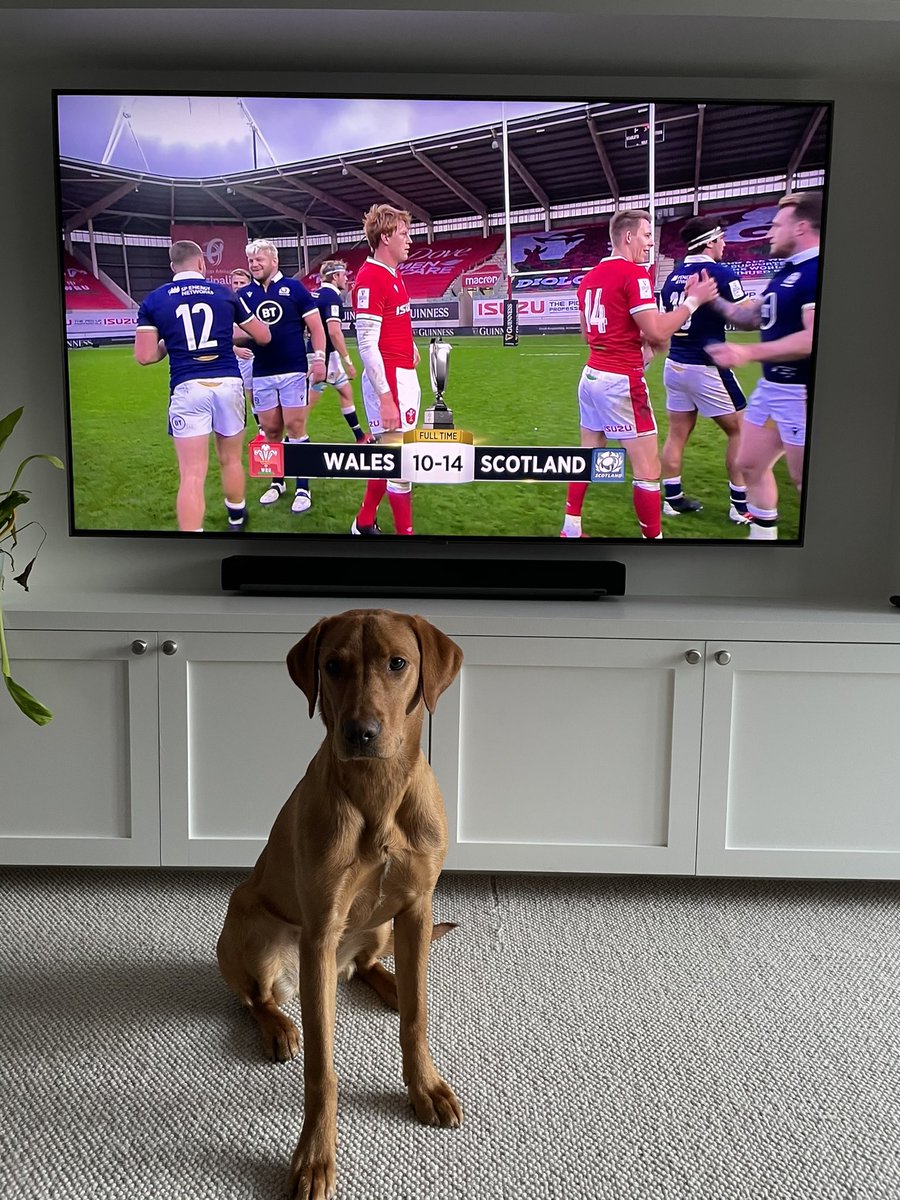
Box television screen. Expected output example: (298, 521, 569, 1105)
(55, 92, 830, 544)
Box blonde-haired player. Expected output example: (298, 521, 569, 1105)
(350, 204, 420, 535)
(235, 239, 326, 513)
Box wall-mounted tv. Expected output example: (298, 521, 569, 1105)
(55, 91, 830, 544)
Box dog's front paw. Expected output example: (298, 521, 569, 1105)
(288, 1131, 337, 1200)
(408, 1075, 462, 1128)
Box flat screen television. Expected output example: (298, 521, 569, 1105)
(54, 91, 831, 553)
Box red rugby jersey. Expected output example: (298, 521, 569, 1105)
(576, 257, 657, 373)
(352, 258, 415, 369)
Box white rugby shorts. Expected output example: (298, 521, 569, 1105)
(577, 365, 657, 440)
(744, 378, 807, 447)
(663, 359, 747, 419)
(251, 371, 309, 413)
(168, 377, 245, 439)
(361, 365, 421, 437)
(310, 350, 349, 395)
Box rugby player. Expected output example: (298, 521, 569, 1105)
(707, 193, 821, 539)
(134, 240, 271, 532)
(659, 217, 753, 524)
(229, 266, 256, 417)
(350, 204, 421, 536)
(561, 209, 719, 540)
(308, 260, 372, 443)
(237, 239, 326, 514)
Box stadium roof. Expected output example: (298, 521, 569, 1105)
(58, 100, 829, 241)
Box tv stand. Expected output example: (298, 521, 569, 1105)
(4, 594, 900, 879)
(220, 555, 626, 600)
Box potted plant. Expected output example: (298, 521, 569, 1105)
(0, 406, 64, 724)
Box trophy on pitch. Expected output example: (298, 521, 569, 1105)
(424, 338, 455, 429)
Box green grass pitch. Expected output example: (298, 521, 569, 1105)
(66, 334, 801, 541)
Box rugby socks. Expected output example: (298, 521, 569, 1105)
(225, 499, 247, 528)
(358, 478, 388, 526)
(663, 477, 684, 503)
(286, 436, 310, 497)
(341, 406, 366, 441)
(561, 482, 589, 537)
(387, 489, 414, 535)
(565, 482, 589, 517)
(729, 482, 749, 517)
(633, 480, 662, 539)
(748, 505, 778, 539)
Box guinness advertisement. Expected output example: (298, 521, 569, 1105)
(502, 298, 518, 347)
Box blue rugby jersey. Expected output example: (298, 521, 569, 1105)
(661, 257, 748, 366)
(758, 247, 818, 386)
(237, 272, 318, 378)
(136, 273, 243, 389)
(310, 282, 345, 360)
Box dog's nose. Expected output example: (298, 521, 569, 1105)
(342, 718, 382, 750)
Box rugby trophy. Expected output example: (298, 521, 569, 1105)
(424, 338, 455, 429)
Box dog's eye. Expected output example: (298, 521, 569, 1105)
(388, 657, 407, 672)
(323, 659, 342, 676)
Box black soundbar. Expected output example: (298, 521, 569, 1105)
(221, 555, 625, 600)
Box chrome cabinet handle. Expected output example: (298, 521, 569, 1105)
(714, 649, 732, 666)
(684, 648, 702, 665)
(130, 639, 148, 656)
(161, 640, 178, 656)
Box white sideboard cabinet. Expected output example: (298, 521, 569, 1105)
(3, 593, 900, 880)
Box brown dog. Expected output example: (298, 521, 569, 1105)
(217, 608, 464, 1200)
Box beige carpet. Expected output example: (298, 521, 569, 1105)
(1, 867, 899, 1199)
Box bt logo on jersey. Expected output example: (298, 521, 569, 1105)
(258, 301, 283, 324)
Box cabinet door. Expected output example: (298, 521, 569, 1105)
(431, 637, 705, 873)
(0, 630, 160, 865)
(698, 642, 900, 879)
(157, 630, 325, 866)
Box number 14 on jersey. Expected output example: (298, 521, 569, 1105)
(582, 288, 607, 333)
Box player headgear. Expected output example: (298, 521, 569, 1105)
(319, 260, 347, 281)
(681, 216, 725, 252)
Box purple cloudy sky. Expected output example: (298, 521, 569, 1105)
(57, 94, 575, 177)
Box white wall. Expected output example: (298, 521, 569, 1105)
(4, 10, 900, 603)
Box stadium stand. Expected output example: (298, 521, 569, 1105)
(659, 199, 784, 278)
(301, 234, 504, 300)
(63, 251, 131, 309)
(509, 223, 610, 274)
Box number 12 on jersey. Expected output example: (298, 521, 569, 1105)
(175, 302, 217, 351)
(582, 288, 607, 334)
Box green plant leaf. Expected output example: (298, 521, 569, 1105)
(4, 674, 53, 725)
(0, 407, 23, 455)
(0, 492, 30, 526)
(8, 453, 65, 491)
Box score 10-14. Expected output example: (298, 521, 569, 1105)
(264, 432, 626, 484)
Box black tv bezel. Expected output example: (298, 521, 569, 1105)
(53, 87, 834, 552)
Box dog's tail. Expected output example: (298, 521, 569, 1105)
(381, 922, 457, 957)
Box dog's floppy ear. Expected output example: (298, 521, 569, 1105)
(408, 615, 463, 714)
(286, 618, 331, 718)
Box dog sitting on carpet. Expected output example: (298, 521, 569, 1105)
(216, 608, 464, 1200)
